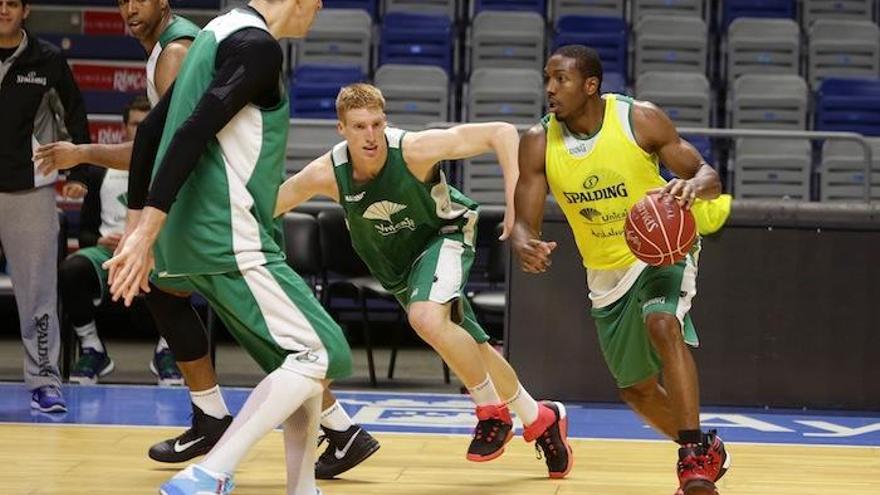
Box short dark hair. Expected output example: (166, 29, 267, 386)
(123, 94, 151, 123)
(21, 0, 28, 6)
(552, 45, 603, 89)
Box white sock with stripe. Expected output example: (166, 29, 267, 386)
(468, 375, 501, 406)
(74, 321, 103, 352)
(503, 384, 540, 427)
(201, 367, 323, 475)
(191, 385, 230, 419)
(320, 400, 354, 432)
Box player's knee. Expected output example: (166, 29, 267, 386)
(58, 255, 88, 293)
(619, 382, 652, 405)
(646, 313, 683, 351)
(407, 304, 444, 343)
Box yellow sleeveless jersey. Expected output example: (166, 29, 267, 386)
(545, 94, 666, 270)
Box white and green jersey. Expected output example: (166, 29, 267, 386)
(145, 15, 200, 106)
(151, 9, 289, 277)
(98, 168, 128, 236)
(332, 127, 479, 293)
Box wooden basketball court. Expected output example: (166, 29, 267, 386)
(3, 423, 877, 495)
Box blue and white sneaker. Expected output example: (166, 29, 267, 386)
(150, 347, 185, 387)
(30, 385, 67, 413)
(159, 464, 234, 495)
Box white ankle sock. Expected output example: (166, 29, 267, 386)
(320, 400, 354, 432)
(504, 384, 540, 426)
(155, 337, 169, 353)
(191, 385, 230, 419)
(468, 375, 501, 406)
(201, 368, 323, 474)
(74, 322, 103, 352)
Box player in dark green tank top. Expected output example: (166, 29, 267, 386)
(275, 83, 574, 478)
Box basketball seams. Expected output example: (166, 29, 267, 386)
(646, 196, 674, 265)
(625, 195, 697, 266)
(627, 207, 664, 262)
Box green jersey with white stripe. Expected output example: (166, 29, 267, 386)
(332, 127, 479, 294)
(151, 9, 289, 277)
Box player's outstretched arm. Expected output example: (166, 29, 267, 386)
(512, 125, 556, 273)
(632, 101, 721, 208)
(274, 152, 338, 217)
(35, 141, 134, 173)
(404, 122, 519, 238)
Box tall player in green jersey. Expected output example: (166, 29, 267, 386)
(274, 83, 574, 478)
(32, 0, 239, 465)
(105, 0, 352, 493)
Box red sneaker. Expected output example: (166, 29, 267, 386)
(524, 401, 574, 479)
(466, 404, 513, 462)
(674, 431, 731, 494)
(677, 445, 718, 495)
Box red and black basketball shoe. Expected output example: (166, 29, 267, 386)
(467, 404, 514, 462)
(675, 431, 731, 495)
(523, 401, 574, 478)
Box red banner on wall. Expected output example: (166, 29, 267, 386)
(72, 63, 146, 93)
(83, 11, 126, 35)
(89, 120, 127, 144)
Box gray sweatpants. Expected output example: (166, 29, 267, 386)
(0, 186, 62, 390)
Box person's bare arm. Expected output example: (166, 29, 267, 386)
(274, 152, 339, 217)
(154, 39, 191, 97)
(403, 122, 519, 238)
(35, 141, 133, 173)
(632, 101, 721, 208)
(511, 125, 556, 273)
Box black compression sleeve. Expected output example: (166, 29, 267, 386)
(145, 28, 283, 213)
(128, 85, 174, 210)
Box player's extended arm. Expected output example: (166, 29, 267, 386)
(404, 122, 520, 238)
(632, 101, 721, 207)
(274, 152, 339, 217)
(511, 125, 556, 273)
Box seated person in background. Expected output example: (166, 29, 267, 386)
(59, 95, 183, 386)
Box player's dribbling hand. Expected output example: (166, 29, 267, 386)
(514, 238, 557, 273)
(33, 141, 83, 174)
(103, 227, 153, 307)
(649, 179, 697, 209)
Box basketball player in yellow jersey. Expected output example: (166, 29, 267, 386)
(512, 45, 730, 495)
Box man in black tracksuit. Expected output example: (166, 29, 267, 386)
(0, 0, 91, 412)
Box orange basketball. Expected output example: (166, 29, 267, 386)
(624, 193, 697, 266)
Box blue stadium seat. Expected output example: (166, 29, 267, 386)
(474, 0, 547, 15)
(553, 16, 628, 83)
(35, 0, 220, 6)
(379, 13, 453, 75)
(721, 0, 796, 29)
(40, 34, 143, 60)
(324, 0, 377, 19)
(289, 65, 363, 118)
(815, 78, 880, 136)
(661, 135, 714, 180)
(82, 91, 137, 115)
(601, 72, 627, 94)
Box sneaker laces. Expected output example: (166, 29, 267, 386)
(473, 419, 503, 443)
(534, 428, 560, 461)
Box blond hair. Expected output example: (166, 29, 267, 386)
(336, 83, 386, 120)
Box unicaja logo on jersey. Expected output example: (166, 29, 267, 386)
(363, 200, 416, 236)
